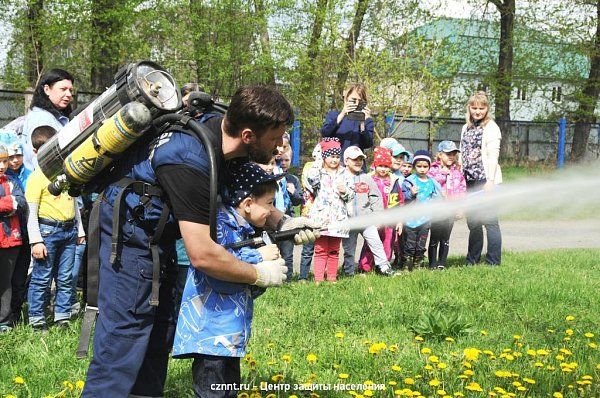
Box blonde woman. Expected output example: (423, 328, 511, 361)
(460, 91, 502, 266)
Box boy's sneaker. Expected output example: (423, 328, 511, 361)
(55, 320, 70, 329)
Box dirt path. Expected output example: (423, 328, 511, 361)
(292, 219, 600, 271)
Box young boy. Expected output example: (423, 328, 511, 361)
(26, 126, 85, 330)
(0, 131, 32, 323)
(342, 146, 394, 276)
(173, 161, 286, 397)
(401, 150, 442, 270)
(0, 144, 27, 332)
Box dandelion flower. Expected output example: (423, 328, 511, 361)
(404, 378, 415, 385)
(76, 380, 85, 389)
(463, 348, 481, 361)
(415, 336, 424, 342)
(526, 349, 536, 357)
(392, 365, 402, 372)
(306, 353, 317, 363)
(553, 393, 563, 398)
(267, 342, 275, 349)
(14, 376, 25, 385)
(335, 332, 344, 339)
(445, 337, 455, 343)
(437, 362, 448, 369)
(463, 369, 474, 376)
(565, 329, 574, 336)
(364, 391, 374, 397)
(429, 379, 440, 387)
(424, 364, 433, 371)
(390, 344, 399, 352)
(271, 374, 284, 382)
(428, 355, 439, 363)
(536, 349, 549, 356)
(523, 378, 535, 384)
(338, 373, 350, 379)
(588, 342, 598, 349)
(480, 330, 488, 336)
(437, 390, 447, 396)
(389, 381, 397, 386)
(63, 381, 74, 390)
(282, 355, 292, 362)
(565, 315, 575, 321)
(465, 382, 483, 392)
(421, 347, 432, 355)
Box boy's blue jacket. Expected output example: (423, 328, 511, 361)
(172, 204, 264, 358)
(401, 174, 442, 228)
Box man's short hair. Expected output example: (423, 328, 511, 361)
(31, 125, 57, 150)
(224, 84, 294, 138)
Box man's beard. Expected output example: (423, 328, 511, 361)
(248, 143, 276, 164)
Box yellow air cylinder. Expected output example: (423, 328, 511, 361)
(64, 102, 152, 184)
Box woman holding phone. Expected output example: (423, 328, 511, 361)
(321, 83, 374, 161)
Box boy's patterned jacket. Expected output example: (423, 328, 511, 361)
(173, 205, 264, 358)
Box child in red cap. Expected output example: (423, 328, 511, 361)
(358, 147, 403, 273)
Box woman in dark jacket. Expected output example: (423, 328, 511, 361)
(321, 83, 374, 160)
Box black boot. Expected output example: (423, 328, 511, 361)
(428, 244, 438, 269)
(438, 242, 450, 269)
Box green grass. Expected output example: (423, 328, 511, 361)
(1, 250, 599, 398)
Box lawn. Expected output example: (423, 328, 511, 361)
(1, 249, 598, 398)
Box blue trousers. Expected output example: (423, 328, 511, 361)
(82, 199, 177, 398)
(28, 223, 77, 325)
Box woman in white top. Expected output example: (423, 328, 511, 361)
(459, 91, 502, 265)
(22, 69, 74, 170)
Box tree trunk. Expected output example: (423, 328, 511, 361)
(253, 0, 276, 85)
(26, 0, 44, 87)
(335, 0, 369, 94)
(90, 0, 120, 91)
(571, 0, 600, 161)
(306, 0, 329, 63)
(491, 0, 515, 159)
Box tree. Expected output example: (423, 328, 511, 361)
(571, 0, 600, 161)
(253, 0, 276, 85)
(90, 0, 122, 90)
(335, 0, 370, 94)
(489, 0, 515, 158)
(25, 0, 44, 87)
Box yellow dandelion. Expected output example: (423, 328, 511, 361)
(445, 337, 455, 343)
(282, 354, 291, 362)
(565, 329, 574, 336)
(437, 362, 448, 369)
(588, 342, 598, 349)
(536, 349, 549, 356)
(306, 353, 317, 363)
(547, 365, 556, 371)
(565, 315, 575, 321)
(494, 370, 512, 378)
(513, 335, 521, 340)
(596, 364, 600, 370)
(563, 337, 571, 342)
(364, 390, 374, 397)
(339, 373, 350, 379)
(462, 361, 472, 369)
(14, 376, 25, 385)
(267, 360, 276, 366)
(552, 393, 563, 398)
(415, 335, 424, 342)
(390, 344, 399, 352)
(458, 375, 469, 380)
(421, 347, 432, 354)
(463, 369, 474, 376)
(465, 382, 483, 392)
(266, 393, 276, 398)
(267, 342, 275, 349)
(584, 332, 594, 338)
(424, 364, 434, 371)
(428, 355, 439, 363)
(437, 390, 447, 396)
(463, 348, 481, 361)
(480, 330, 488, 336)
(429, 379, 441, 387)
(559, 348, 572, 356)
(333, 364, 340, 369)
(392, 365, 402, 372)
(534, 362, 544, 368)
(555, 354, 565, 361)
(389, 381, 398, 386)
(581, 375, 593, 380)
(289, 395, 298, 398)
(335, 332, 345, 339)
(63, 381, 74, 390)
(363, 380, 374, 385)
(6, 395, 17, 398)
(271, 374, 284, 382)
(454, 393, 465, 397)
(76, 380, 85, 390)
(516, 386, 527, 392)
(523, 378, 535, 384)
(404, 378, 415, 385)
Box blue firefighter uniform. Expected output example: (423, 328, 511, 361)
(82, 118, 224, 398)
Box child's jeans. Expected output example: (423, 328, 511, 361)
(192, 354, 240, 398)
(28, 222, 77, 326)
(429, 218, 455, 268)
(298, 242, 314, 281)
(0, 247, 20, 328)
(70, 241, 86, 307)
(313, 236, 341, 282)
(403, 223, 430, 261)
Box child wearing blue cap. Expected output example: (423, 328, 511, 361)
(173, 161, 287, 397)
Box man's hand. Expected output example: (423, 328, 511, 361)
(279, 216, 322, 244)
(257, 244, 280, 261)
(252, 258, 287, 287)
(32, 243, 47, 260)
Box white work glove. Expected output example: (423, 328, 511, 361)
(252, 258, 287, 287)
(257, 244, 280, 261)
(279, 216, 322, 245)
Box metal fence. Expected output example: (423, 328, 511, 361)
(387, 116, 600, 162)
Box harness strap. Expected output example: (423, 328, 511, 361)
(148, 201, 170, 306)
(76, 194, 102, 359)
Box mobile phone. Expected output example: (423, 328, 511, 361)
(347, 99, 367, 121)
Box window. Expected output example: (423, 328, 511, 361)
(552, 86, 562, 102)
(516, 86, 527, 101)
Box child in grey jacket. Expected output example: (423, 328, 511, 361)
(341, 146, 394, 276)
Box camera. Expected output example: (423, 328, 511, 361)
(346, 99, 367, 121)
